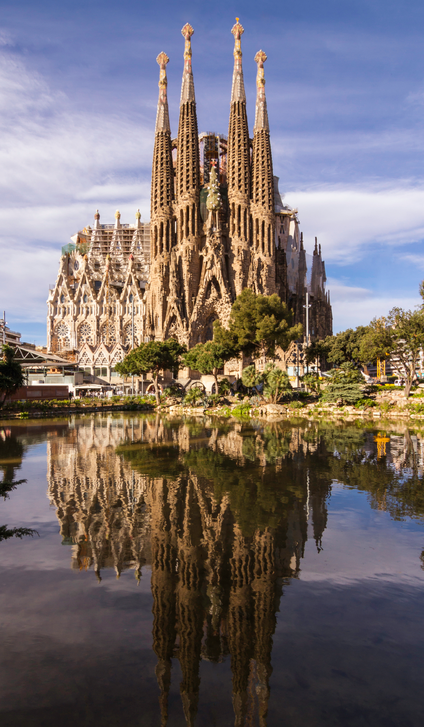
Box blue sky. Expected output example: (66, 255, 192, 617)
(1, 0, 424, 343)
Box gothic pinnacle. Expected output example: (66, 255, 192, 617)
(254, 50, 269, 132)
(155, 52, 171, 134)
(180, 23, 195, 103)
(231, 17, 246, 103)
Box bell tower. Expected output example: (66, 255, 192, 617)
(148, 51, 174, 339)
(250, 50, 276, 295)
(227, 18, 251, 296)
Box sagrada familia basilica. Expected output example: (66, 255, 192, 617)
(47, 21, 332, 376)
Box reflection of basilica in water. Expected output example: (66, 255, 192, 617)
(47, 415, 333, 725)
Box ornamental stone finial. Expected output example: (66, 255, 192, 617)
(135, 209, 141, 220)
(231, 17, 244, 58)
(115, 210, 120, 220)
(230, 17, 246, 103)
(180, 23, 195, 103)
(155, 52, 171, 133)
(181, 23, 194, 59)
(156, 52, 169, 89)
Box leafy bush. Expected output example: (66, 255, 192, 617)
(231, 402, 251, 418)
(354, 398, 376, 409)
(218, 378, 231, 396)
(183, 387, 205, 407)
(321, 363, 365, 405)
(207, 393, 221, 406)
(289, 400, 305, 409)
(302, 372, 321, 395)
(163, 383, 184, 398)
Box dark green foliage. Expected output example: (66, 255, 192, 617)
(215, 288, 302, 359)
(242, 363, 292, 403)
(0, 345, 24, 408)
(302, 372, 321, 395)
(0, 478, 26, 499)
(183, 387, 205, 407)
(361, 308, 424, 398)
(306, 326, 369, 367)
(115, 339, 187, 405)
(322, 363, 365, 405)
(0, 525, 38, 541)
(354, 398, 376, 409)
(183, 341, 237, 393)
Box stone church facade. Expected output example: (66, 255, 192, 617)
(47, 20, 332, 377)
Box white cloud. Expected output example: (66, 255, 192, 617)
(0, 47, 153, 334)
(284, 185, 424, 262)
(327, 277, 421, 331)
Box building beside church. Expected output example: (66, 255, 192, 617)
(47, 20, 332, 379)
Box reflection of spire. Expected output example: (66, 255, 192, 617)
(151, 479, 177, 727)
(47, 416, 338, 724)
(252, 530, 275, 727)
(177, 480, 203, 727)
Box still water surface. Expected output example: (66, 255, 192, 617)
(1, 414, 424, 726)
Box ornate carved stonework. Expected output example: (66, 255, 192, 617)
(47, 21, 332, 370)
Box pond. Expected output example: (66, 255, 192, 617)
(1, 413, 424, 726)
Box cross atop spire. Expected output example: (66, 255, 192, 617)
(180, 24, 195, 103)
(230, 17, 246, 103)
(155, 52, 171, 134)
(254, 50, 269, 131)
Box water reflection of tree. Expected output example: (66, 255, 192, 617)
(0, 426, 37, 541)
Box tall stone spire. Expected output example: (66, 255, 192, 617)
(176, 24, 200, 202)
(148, 51, 174, 340)
(174, 23, 201, 327)
(227, 18, 251, 296)
(250, 49, 275, 294)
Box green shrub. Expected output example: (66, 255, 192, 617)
(322, 363, 365, 405)
(184, 387, 205, 406)
(289, 400, 305, 409)
(231, 402, 251, 418)
(354, 398, 376, 409)
(218, 378, 231, 396)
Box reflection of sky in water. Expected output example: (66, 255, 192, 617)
(1, 416, 424, 727)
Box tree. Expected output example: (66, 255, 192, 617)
(115, 339, 187, 405)
(321, 362, 365, 405)
(242, 362, 292, 403)
(302, 372, 321, 395)
(215, 289, 302, 360)
(261, 363, 292, 403)
(0, 345, 24, 409)
(306, 326, 369, 368)
(360, 307, 424, 398)
(182, 340, 237, 394)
